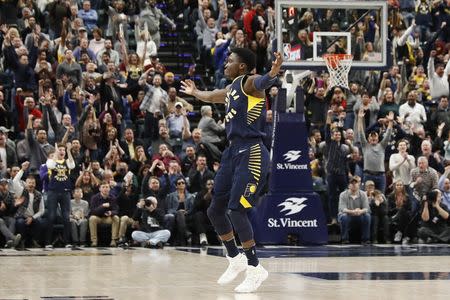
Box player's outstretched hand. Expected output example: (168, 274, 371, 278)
(180, 79, 198, 96)
(269, 52, 283, 77)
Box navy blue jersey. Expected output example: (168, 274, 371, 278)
(224, 75, 267, 141)
(48, 160, 72, 192)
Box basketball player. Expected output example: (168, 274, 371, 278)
(181, 49, 282, 293)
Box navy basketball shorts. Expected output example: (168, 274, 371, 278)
(213, 140, 270, 211)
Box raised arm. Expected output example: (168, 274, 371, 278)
(180, 79, 228, 104)
(243, 52, 282, 96)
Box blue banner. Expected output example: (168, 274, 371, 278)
(251, 88, 328, 245)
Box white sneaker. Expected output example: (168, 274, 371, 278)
(402, 237, 410, 245)
(394, 231, 402, 243)
(234, 264, 269, 293)
(217, 253, 247, 285)
(199, 233, 208, 246)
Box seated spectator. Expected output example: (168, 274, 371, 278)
(70, 187, 89, 247)
(198, 105, 225, 145)
(369, 189, 390, 243)
(131, 197, 171, 248)
(0, 179, 21, 248)
(75, 170, 100, 204)
(438, 165, 450, 207)
(338, 176, 371, 244)
(417, 189, 450, 243)
(388, 180, 414, 244)
(89, 181, 120, 247)
(165, 177, 194, 246)
(191, 179, 215, 245)
(15, 176, 46, 247)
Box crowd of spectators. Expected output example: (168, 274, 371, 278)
(305, 0, 450, 244)
(0, 0, 449, 248)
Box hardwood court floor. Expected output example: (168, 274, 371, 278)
(1, 244, 450, 300)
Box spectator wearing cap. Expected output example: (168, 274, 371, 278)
(0, 126, 17, 176)
(167, 102, 191, 139)
(166, 87, 193, 115)
(77, 0, 98, 33)
(338, 176, 371, 244)
(0, 126, 15, 150)
(131, 196, 171, 248)
(198, 105, 224, 145)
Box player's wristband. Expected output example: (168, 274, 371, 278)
(254, 73, 277, 90)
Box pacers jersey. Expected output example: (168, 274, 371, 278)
(48, 160, 72, 192)
(224, 75, 266, 141)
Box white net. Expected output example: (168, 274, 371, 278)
(323, 54, 353, 90)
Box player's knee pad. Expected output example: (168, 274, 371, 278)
(229, 209, 253, 243)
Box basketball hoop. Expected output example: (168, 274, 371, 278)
(323, 54, 353, 89)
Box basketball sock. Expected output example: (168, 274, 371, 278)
(243, 245, 259, 267)
(223, 238, 240, 258)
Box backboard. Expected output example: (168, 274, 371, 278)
(276, 0, 388, 70)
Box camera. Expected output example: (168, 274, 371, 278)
(144, 199, 153, 207)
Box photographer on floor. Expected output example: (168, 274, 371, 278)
(417, 189, 450, 243)
(131, 196, 171, 248)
